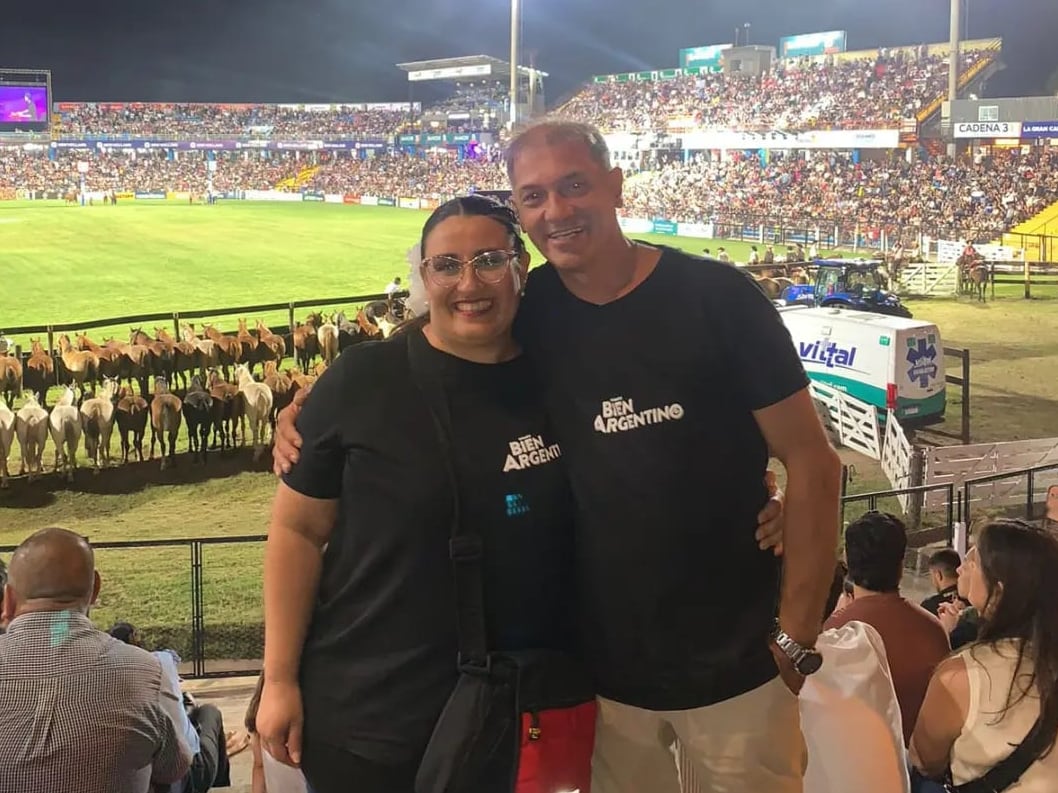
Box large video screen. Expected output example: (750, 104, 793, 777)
(0, 85, 49, 131)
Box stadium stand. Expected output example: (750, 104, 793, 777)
(557, 50, 990, 132)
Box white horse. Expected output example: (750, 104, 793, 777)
(15, 390, 49, 481)
(0, 395, 15, 488)
(50, 385, 83, 482)
(80, 376, 119, 472)
(234, 363, 273, 461)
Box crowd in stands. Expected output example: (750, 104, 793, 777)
(621, 148, 1058, 241)
(0, 149, 302, 193)
(55, 103, 419, 139)
(560, 50, 989, 132)
(305, 151, 506, 196)
(3, 145, 1055, 243)
(424, 81, 509, 116)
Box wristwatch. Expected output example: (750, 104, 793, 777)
(771, 621, 824, 676)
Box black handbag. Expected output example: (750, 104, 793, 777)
(407, 336, 597, 793)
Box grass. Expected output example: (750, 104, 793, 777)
(1, 199, 1056, 659)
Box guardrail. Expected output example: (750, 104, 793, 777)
(0, 458, 1051, 679)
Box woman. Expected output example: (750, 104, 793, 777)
(256, 195, 580, 792)
(911, 519, 1058, 791)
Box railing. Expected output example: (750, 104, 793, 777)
(4, 290, 409, 358)
(1, 458, 1052, 679)
(962, 462, 1058, 527)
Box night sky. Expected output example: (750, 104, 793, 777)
(3, 0, 1056, 104)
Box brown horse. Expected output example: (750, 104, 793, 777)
(149, 376, 183, 470)
(56, 334, 99, 395)
(206, 368, 245, 451)
(24, 339, 54, 407)
(155, 327, 200, 390)
(292, 314, 321, 371)
(202, 324, 241, 380)
(115, 386, 149, 464)
(255, 320, 286, 365)
(967, 264, 989, 303)
(76, 332, 125, 386)
(0, 354, 22, 407)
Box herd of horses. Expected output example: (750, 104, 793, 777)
(0, 299, 405, 486)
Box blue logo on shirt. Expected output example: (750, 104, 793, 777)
(505, 493, 530, 517)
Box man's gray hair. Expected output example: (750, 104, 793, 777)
(504, 119, 612, 181)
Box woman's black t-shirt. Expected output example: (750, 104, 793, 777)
(281, 328, 576, 765)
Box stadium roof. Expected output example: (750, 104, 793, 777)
(395, 55, 547, 82)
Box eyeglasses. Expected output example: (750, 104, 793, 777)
(421, 250, 519, 287)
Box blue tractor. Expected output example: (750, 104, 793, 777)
(780, 259, 912, 318)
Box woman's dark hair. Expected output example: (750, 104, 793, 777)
(972, 518, 1058, 757)
(392, 194, 527, 338)
(244, 674, 265, 733)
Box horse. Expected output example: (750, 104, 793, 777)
(24, 339, 54, 407)
(49, 385, 83, 483)
(149, 377, 183, 470)
(80, 376, 120, 473)
(131, 327, 174, 389)
(316, 317, 339, 366)
(202, 324, 242, 380)
(0, 396, 15, 488)
(292, 313, 321, 371)
(206, 368, 244, 451)
(967, 264, 989, 303)
(115, 385, 149, 464)
(155, 327, 199, 390)
(180, 323, 220, 380)
(63, 190, 79, 206)
(262, 361, 294, 435)
(234, 363, 273, 461)
(76, 332, 125, 387)
(15, 390, 49, 481)
(56, 334, 99, 395)
(182, 375, 214, 465)
(0, 354, 22, 407)
(255, 320, 287, 364)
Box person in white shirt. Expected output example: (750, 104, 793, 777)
(383, 276, 402, 296)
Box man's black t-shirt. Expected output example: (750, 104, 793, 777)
(282, 328, 575, 764)
(514, 245, 809, 711)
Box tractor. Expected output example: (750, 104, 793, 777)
(779, 259, 912, 318)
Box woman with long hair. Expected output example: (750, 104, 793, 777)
(911, 518, 1058, 790)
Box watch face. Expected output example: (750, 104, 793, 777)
(797, 651, 824, 676)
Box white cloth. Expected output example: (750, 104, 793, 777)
(799, 621, 910, 793)
(262, 748, 309, 793)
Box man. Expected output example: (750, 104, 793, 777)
(919, 548, 968, 616)
(274, 120, 840, 792)
(0, 528, 192, 793)
(109, 623, 232, 793)
(824, 512, 950, 745)
(383, 275, 402, 296)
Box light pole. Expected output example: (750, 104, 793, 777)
(509, 0, 521, 128)
(948, 0, 961, 156)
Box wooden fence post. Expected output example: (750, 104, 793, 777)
(46, 326, 59, 385)
(173, 312, 181, 341)
(288, 303, 296, 334)
(961, 349, 971, 446)
(908, 448, 925, 530)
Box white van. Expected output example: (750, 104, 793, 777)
(778, 306, 946, 426)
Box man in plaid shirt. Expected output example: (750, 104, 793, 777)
(0, 528, 192, 793)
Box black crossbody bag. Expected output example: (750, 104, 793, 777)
(407, 337, 597, 793)
(912, 715, 1048, 793)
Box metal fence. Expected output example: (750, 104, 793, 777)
(2, 460, 1054, 679)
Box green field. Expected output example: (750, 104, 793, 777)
(1, 199, 1056, 659)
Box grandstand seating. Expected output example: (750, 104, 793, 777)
(1003, 199, 1058, 261)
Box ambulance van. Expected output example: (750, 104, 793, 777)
(777, 306, 946, 426)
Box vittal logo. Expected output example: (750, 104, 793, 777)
(503, 434, 562, 472)
(798, 340, 859, 370)
(593, 397, 685, 434)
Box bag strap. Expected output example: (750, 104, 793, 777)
(947, 715, 1048, 793)
(406, 332, 491, 672)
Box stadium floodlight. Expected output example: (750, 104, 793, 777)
(509, 0, 520, 128)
